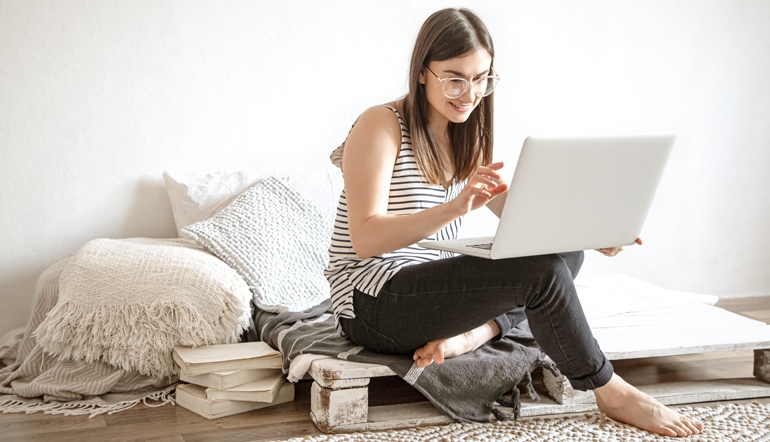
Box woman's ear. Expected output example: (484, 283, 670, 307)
(418, 68, 426, 85)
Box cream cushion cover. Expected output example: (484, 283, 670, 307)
(181, 177, 333, 313)
(163, 168, 343, 236)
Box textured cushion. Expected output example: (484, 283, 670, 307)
(181, 177, 332, 313)
(163, 168, 343, 236)
(34, 238, 253, 378)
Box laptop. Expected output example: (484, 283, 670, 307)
(418, 134, 675, 259)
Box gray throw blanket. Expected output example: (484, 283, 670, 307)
(249, 300, 556, 422)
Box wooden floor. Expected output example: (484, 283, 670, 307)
(2, 297, 769, 442)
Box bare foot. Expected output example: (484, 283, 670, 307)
(412, 321, 500, 367)
(594, 374, 704, 437)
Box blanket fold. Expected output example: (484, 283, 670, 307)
(1, 258, 176, 417)
(252, 301, 552, 422)
(34, 238, 252, 378)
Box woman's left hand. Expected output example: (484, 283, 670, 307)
(595, 238, 643, 257)
(448, 162, 508, 217)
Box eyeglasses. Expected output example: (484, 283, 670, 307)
(425, 65, 500, 99)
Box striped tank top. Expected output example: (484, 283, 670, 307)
(325, 105, 466, 333)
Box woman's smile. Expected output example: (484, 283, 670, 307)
(450, 101, 473, 113)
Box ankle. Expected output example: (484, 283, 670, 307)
(593, 374, 633, 408)
(466, 321, 500, 352)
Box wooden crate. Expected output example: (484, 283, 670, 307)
(307, 302, 770, 433)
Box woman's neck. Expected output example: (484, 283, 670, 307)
(426, 112, 454, 187)
(426, 107, 450, 142)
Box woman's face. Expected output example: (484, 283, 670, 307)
(419, 48, 493, 127)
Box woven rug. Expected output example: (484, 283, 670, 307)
(278, 402, 770, 442)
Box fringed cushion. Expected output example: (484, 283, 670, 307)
(181, 176, 332, 313)
(34, 238, 252, 378)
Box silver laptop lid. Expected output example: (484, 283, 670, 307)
(489, 134, 675, 259)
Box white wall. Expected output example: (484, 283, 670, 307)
(2, 0, 769, 336)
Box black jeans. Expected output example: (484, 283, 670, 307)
(339, 251, 613, 391)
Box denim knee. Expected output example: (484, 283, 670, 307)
(525, 254, 578, 306)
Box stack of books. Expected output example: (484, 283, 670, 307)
(173, 341, 293, 419)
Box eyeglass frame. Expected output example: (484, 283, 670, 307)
(424, 65, 500, 99)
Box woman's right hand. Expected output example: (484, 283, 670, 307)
(449, 162, 508, 216)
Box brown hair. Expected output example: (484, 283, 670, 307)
(402, 8, 495, 186)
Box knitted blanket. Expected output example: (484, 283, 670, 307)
(34, 238, 252, 379)
(0, 259, 175, 417)
(1, 238, 254, 416)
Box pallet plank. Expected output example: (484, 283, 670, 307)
(311, 402, 453, 433)
(308, 358, 395, 382)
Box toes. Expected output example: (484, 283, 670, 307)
(659, 426, 678, 437)
(672, 425, 686, 437)
(678, 414, 702, 435)
(683, 418, 702, 435)
(666, 424, 689, 437)
(678, 425, 693, 437)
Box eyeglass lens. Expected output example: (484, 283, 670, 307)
(443, 76, 498, 99)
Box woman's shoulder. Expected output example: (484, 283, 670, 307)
(357, 101, 403, 126)
(349, 102, 404, 140)
(333, 101, 406, 170)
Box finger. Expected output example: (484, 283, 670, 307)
(468, 187, 493, 199)
(469, 174, 500, 189)
(476, 164, 504, 178)
(485, 161, 504, 170)
(488, 183, 508, 196)
(636, 238, 643, 245)
(596, 248, 618, 256)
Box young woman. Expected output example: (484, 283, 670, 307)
(325, 7, 704, 438)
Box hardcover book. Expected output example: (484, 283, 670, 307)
(173, 341, 281, 376)
(180, 368, 282, 390)
(175, 381, 294, 419)
(204, 371, 285, 402)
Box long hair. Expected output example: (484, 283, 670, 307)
(402, 8, 495, 186)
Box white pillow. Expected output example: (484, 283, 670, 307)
(163, 167, 343, 237)
(180, 177, 332, 313)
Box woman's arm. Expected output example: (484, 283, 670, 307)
(342, 107, 506, 259)
(342, 107, 459, 259)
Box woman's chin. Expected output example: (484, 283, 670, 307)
(446, 103, 475, 123)
(448, 113, 472, 124)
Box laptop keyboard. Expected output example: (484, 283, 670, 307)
(466, 243, 493, 250)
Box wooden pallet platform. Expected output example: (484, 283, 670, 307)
(306, 301, 770, 433)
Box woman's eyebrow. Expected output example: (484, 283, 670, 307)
(443, 69, 491, 78)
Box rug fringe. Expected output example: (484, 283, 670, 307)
(0, 384, 177, 418)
